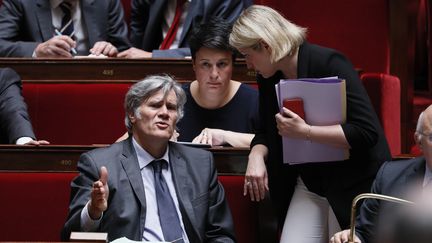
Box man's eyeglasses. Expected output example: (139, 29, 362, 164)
(417, 131, 432, 142)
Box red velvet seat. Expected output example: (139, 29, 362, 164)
(23, 77, 401, 154)
(360, 73, 401, 156)
(23, 83, 132, 145)
(0, 172, 261, 243)
(261, 0, 390, 74)
(219, 175, 260, 243)
(0, 172, 76, 241)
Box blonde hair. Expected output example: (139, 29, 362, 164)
(229, 5, 307, 63)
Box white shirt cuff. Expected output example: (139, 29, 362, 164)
(80, 201, 103, 232)
(16, 137, 33, 145)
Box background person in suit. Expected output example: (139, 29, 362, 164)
(61, 75, 235, 242)
(377, 194, 432, 243)
(331, 104, 432, 243)
(229, 5, 391, 242)
(0, 0, 130, 57)
(118, 0, 247, 58)
(0, 68, 49, 145)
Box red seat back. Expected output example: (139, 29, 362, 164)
(23, 83, 131, 145)
(0, 172, 261, 243)
(255, 0, 390, 74)
(361, 73, 401, 156)
(0, 172, 77, 241)
(219, 175, 260, 243)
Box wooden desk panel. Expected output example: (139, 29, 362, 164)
(0, 58, 257, 84)
(0, 145, 249, 174)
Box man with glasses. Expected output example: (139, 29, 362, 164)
(330, 104, 432, 243)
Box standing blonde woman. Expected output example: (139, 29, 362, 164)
(229, 5, 391, 242)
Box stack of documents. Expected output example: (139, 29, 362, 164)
(275, 77, 349, 164)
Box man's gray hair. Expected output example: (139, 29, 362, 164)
(124, 75, 186, 132)
(416, 111, 425, 135)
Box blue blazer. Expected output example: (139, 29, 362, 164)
(0, 0, 131, 57)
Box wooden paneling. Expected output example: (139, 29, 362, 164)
(389, 0, 418, 152)
(0, 58, 256, 84)
(0, 145, 249, 175)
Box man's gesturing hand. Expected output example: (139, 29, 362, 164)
(88, 166, 109, 220)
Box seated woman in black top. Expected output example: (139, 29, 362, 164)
(116, 18, 259, 147)
(176, 17, 259, 147)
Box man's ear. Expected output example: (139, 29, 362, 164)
(415, 133, 423, 149)
(128, 113, 136, 123)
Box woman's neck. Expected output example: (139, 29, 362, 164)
(191, 80, 240, 109)
(279, 48, 299, 79)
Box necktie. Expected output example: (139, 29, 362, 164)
(59, 1, 75, 37)
(160, 0, 186, 50)
(152, 159, 184, 242)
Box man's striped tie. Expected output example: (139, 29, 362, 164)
(59, 1, 74, 37)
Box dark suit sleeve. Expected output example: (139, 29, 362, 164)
(205, 152, 236, 243)
(106, 0, 131, 52)
(250, 73, 277, 149)
(354, 161, 389, 243)
(0, 0, 39, 57)
(129, 0, 150, 48)
(61, 152, 101, 241)
(0, 68, 35, 143)
(203, 0, 246, 23)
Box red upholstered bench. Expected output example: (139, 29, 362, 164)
(0, 172, 261, 243)
(22, 82, 260, 145)
(23, 82, 132, 145)
(0, 172, 76, 241)
(361, 73, 401, 156)
(219, 175, 260, 243)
